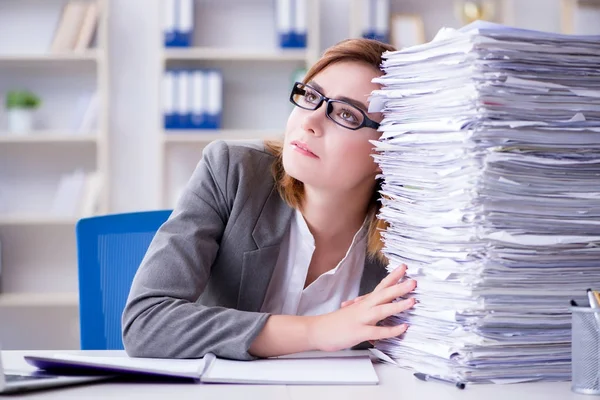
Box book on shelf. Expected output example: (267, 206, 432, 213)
(276, 0, 308, 48)
(163, 0, 194, 47)
(164, 69, 222, 131)
(73, 91, 99, 133)
(50, 0, 99, 53)
(51, 170, 102, 218)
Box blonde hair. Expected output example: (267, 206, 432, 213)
(265, 38, 396, 264)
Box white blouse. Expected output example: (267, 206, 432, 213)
(260, 209, 368, 316)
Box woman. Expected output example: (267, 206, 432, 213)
(122, 38, 416, 360)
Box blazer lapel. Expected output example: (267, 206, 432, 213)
(237, 186, 294, 312)
(359, 256, 388, 296)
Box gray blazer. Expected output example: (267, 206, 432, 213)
(122, 140, 387, 361)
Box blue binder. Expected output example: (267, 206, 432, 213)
(163, 0, 177, 47)
(164, 0, 194, 47)
(277, 0, 307, 49)
(190, 69, 206, 129)
(175, 0, 193, 47)
(173, 69, 192, 129)
(163, 70, 176, 129)
(204, 69, 222, 130)
(362, 0, 390, 43)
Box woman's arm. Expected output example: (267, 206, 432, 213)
(122, 141, 269, 361)
(249, 265, 415, 358)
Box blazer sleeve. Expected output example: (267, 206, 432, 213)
(121, 140, 270, 361)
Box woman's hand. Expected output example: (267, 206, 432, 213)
(307, 264, 416, 352)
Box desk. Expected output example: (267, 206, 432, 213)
(0, 350, 589, 399)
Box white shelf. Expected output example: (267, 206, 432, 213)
(0, 215, 79, 226)
(163, 47, 308, 62)
(0, 292, 78, 308)
(0, 51, 100, 64)
(163, 129, 281, 143)
(0, 132, 98, 144)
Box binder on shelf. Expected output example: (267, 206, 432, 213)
(74, 2, 99, 52)
(163, 0, 177, 47)
(164, 0, 194, 47)
(176, 0, 194, 47)
(276, 0, 307, 48)
(174, 69, 191, 129)
(163, 70, 176, 129)
(361, 0, 390, 43)
(165, 69, 223, 131)
(190, 70, 207, 129)
(50, 0, 93, 53)
(293, 0, 307, 48)
(205, 69, 223, 130)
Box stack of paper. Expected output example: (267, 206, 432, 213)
(369, 21, 600, 384)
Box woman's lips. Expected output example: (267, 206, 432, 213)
(291, 141, 319, 158)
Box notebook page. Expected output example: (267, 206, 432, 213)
(203, 356, 379, 385)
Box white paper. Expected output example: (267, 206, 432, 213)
(203, 356, 379, 385)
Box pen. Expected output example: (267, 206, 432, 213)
(593, 290, 600, 307)
(588, 289, 598, 308)
(414, 372, 466, 389)
(587, 289, 600, 326)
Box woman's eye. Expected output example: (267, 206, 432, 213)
(304, 93, 318, 103)
(340, 109, 359, 124)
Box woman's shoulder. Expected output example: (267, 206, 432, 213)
(198, 139, 279, 198)
(202, 139, 276, 167)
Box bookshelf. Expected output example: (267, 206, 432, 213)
(163, 48, 310, 62)
(348, 0, 599, 49)
(561, 0, 600, 34)
(0, 0, 110, 350)
(0, 292, 78, 308)
(158, 0, 321, 208)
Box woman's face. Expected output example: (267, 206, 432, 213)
(282, 61, 383, 194)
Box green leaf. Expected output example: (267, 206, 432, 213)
(5, 90, 42, 109)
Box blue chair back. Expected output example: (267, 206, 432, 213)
(75, 210, 172, 350)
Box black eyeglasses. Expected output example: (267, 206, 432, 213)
(289, 82, 380, 131)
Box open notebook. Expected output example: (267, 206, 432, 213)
(23, 350, 379, 386)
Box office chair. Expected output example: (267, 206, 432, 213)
(75, 210, 172, 350)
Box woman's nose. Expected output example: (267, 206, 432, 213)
(301, 104, 327, 136)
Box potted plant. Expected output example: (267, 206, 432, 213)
(5, 90, 41, 134)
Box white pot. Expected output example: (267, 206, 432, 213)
(7, 108, 34, 135)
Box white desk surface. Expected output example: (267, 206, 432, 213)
(0, 350, 589, 400)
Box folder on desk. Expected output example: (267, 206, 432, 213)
(23, 351, 378, 385)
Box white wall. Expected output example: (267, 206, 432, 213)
(108, 0, 162, 212)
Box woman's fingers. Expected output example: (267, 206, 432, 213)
(367, 323, 408, 342)
(368, 298, 415, 325)
(341, 293, 369, 308)
(373, 264, 407, 292)
(368, 279, 417, 307)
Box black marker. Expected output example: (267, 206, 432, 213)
(414, 372, 466, 389)
(570, 299, 579, 307)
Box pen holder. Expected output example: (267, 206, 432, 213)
(572, 307, 600, 395)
